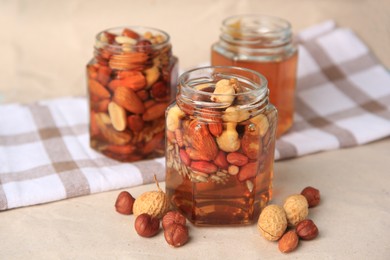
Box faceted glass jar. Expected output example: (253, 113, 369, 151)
(87, 27, 178, 161)
(165, 66, 277, 226)
(211, 14, 298, 137)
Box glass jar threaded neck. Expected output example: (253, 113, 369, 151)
(177, 66, 269, 122)
(220, 14, 293, 48)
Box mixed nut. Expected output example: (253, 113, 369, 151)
(165, 76, 277, 224)
(87, 27, 177, 161)
(114, 184, 321, 252)
(258, 186, 321, 253)
(115, 177, 189, 247)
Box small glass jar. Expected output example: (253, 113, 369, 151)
(165, 66, 277, 226)
(87, 26, 178, 161)
(211, 14, 298, 137)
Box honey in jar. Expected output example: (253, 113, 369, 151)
(211, 15, 298, 137)
(86, 27, 178, 161)
(165, 66, 277, 226)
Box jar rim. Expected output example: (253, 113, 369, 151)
(95, 26, 170, 51)
(179, 65, 268, 102)
(222, 14, 291, 34)
(220, 14, 292, 47)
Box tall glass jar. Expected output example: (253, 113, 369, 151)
(211, 15, 298, 137)
(87, 27, 178, 161)
(165, 66, 277, 226)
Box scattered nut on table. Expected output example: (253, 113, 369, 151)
(283, 194, 309, 226)
(257, 204, 288, 241)
(301, 186, 321, 207)
(164, 222, 189, 247)
(133, 176, 170, 219)
(296, 219, 319, 240)
(278, 230, 299, 253)
(162, 211, 187, 230)
(115, 191, 135, 215)
(134, 213, 160, 237)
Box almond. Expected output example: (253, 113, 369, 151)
(90, 111, 100, 136)
(208, 122, 223, 137)
(142, 131, 164, 154)
(226, 152, 249, 166)
(190, 161, 218, 174)
(105, 144, 136, 155)
(88, 79, 110, 99)
(278, 230, 299, 253)
(108, 101, 127, 131)
(108, 72, 146, 91)
(87, 64, 98, 79)
(113, 86, 145, 114)
(109, 52, 149, 70)
(144, 100, 156, 109)
(213, 150, 229, 169)
(184, 119, 218, 161)
(122, 28, 140, 39)
(142, 102, 168, 121)
(97, 65, 111, 85)
(185, 147, 211, 161)
(116, 70, 142, 79)
(237, 162, 258, 182)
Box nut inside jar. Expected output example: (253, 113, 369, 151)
(165, 67, 277, 226)
(87, 27, 178, 161)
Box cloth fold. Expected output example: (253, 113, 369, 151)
(1, 20, 390, 210)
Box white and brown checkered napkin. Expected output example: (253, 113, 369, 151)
(275, 20, 390, 159)
(1, 21, 390, 211)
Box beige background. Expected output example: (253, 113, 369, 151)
(1, 0, 390, 103)
(1, 1, 390, 259)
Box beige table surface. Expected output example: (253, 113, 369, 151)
(1, 0, 390, 259)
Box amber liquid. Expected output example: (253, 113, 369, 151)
(165, 162, 274, 226)
(211, 50, 298, 137)
(165, 108, 277, 226)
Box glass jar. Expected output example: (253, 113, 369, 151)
(211, 14, 298, 137)
(165, 66, 277, 226)
(87, 26, 178, 161)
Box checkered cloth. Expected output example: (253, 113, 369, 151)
(275, 20, 390, 159)
(1, 21, 390, 211)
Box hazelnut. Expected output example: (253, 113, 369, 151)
(115, 191, 135, 215)
(257, 205, 287, 241)
(133, 176, 170, 219)
(301, 186, 320, 207)
(134, 213, 160, 238)
(278, 230, 299, 253)
(164, 223, 189, 247)
(296, 219, 319, 240)
(283, 194, 309, 226)
(162, 211, 187, 230)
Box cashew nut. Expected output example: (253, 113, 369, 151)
(222, 106, 250, 123)
(211, 78, 238, 105)
(166, 105, 185, 131)
(250, 114, 269, 136)
(144, 65, 160, 88)
(216, 122, 240, 152)
(115, 36, 137, 45)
